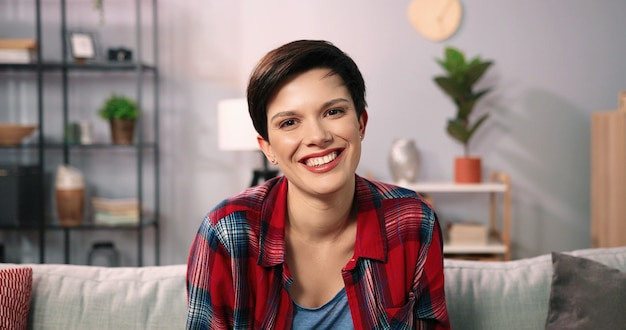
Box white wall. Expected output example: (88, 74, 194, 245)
(157, 0, 626, 264)
(2, 1, 625, 265)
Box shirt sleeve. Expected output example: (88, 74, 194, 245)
(186, 214, 235, 329)
(413, 213, 451, 329)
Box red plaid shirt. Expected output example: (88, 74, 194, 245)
(187, 175, 450, 329)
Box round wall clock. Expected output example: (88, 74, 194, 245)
(407, 0, 463, 42)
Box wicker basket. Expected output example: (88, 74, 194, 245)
(0, 124, 36, 146)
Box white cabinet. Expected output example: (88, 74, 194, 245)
(396, 172, 511, 260)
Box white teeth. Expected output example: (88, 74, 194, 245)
(305, 152, 337, 167)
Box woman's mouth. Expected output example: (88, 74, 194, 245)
(304, 151, 340, 167)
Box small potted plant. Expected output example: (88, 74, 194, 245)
(434, 46, 494, 183)
(98, 94, 138, 145)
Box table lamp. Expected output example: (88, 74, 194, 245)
(217, 98, 279, 187)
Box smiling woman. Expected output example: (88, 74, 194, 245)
(258, 68, 363, 198)
(186, 40, 451, 330)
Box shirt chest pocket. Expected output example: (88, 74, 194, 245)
(384, 293, 415, 328)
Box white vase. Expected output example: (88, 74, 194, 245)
(388, 138, 421, 184)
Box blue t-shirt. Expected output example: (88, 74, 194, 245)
(292, 288, 353, 329)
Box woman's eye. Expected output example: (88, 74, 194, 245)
(279, 119, 297, 128)
(327, 108, 345, 117)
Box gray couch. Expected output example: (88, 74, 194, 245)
(5, 246, 626, 329)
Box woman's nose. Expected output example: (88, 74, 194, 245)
(303, 120, 332, 147)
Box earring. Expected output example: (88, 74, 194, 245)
(270, 158, 276, 164)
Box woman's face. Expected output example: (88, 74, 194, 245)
(258, 68, 367, 197)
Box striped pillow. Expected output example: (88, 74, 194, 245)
(0, 267, 32, 330)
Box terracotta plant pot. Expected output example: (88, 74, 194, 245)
(110, 119, 135, 145)
(454, 157, 482, 183)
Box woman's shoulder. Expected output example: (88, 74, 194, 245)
(358, 176, 438, 242)
(358, 175, 421, 200)
(357, 175, 435, 219)
(206, 176, 283, 227)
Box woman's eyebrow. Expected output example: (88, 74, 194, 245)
(270, 111, 297, 122)
(322, 98, 350, 108)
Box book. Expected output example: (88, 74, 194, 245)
(94, 211, 139, 226)
(92, 197, 139, 213)
(0, 38, 36, 50)
(447, 222, 489, 245)
(0, 39, 37, 63)
(0, 49, 34, 63)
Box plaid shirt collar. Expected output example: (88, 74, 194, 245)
(257, 175, 387, 268)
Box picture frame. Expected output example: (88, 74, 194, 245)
(66, 31, 98, 61)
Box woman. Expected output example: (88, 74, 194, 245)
(186, 40, 450, 329)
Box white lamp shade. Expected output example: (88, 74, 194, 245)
(217, 98, 259, 151)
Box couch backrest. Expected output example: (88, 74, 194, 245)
(5, 246, 626, 329)
(443, 247, 626, 330)
(20, 263, 187, 330)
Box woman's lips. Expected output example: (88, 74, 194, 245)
(304, 150, 339, 167)
(300, 149, 344, 173)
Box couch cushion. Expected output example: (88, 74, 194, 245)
(0, 267, 32, 330)
(443, 247, 626, 330)
(545, 252, 626, 329)
(21, 264, 187, 330)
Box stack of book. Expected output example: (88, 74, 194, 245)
(0, 39, 37, 63)
(92, 197, 139, 226)
(447, 222, 489, 245)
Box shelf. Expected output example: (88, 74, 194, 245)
(0, 220, 156, 231)
(444, 237, 507, 254)
(396, 181, 507, 193)
(45, 220, 158, 231)
(0, 0, 160, 266)
(397, 172, 512, 261)
(0, 224, 40, 230)
(0, 143, 157, 150)
(0, 61, 157, 72)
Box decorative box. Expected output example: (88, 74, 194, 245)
(0, 165, 42, 226)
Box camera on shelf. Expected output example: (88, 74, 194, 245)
(107, 47, 132, 62)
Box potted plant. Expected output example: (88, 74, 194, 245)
(99, 94, 138, 145)
(434, 46, 494, 183)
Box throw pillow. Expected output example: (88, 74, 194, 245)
(545, 252, 626, 330)
(0, 267, 33, 330)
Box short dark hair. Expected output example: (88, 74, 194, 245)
(247, 40, 367, 141)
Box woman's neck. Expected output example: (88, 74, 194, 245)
(286, 183, 357, 243)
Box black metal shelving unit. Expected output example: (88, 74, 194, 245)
(0, 0, 160, 266)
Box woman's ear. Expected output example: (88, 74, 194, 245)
(359, 109, 369, 140)
(257, 135, 275, 164)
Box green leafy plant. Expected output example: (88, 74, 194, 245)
(98, 94, 138, 120)
(434, 47, 494, 157)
